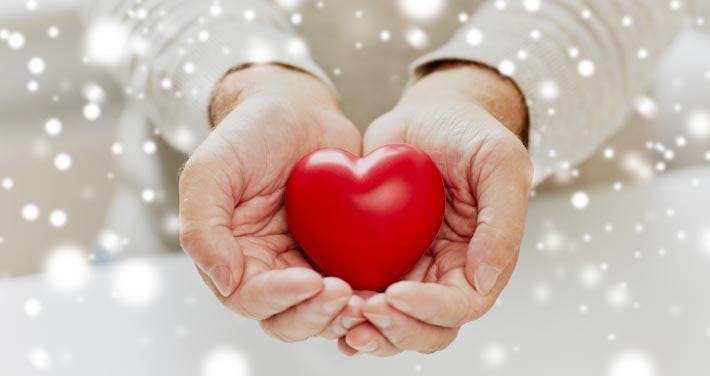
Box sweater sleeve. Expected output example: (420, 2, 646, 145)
(411, 0, 692, 186)
(80, 0, 332, 154)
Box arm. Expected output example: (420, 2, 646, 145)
(350, 0, 692, 357)
(83, 1, 365, 343)
(412, 0, 691, 185)
(80, 0, 333, 154)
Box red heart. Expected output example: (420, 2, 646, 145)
(285, 144, 445, 291)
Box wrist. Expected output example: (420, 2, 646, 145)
(208, 63, 340, 127)
(402, 61, 529, 143)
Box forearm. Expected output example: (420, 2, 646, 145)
(411, 0, 690, 185)
(401, 61, 529, 143)
(209, 64, 340, 127)
(81, 0, 333, 154)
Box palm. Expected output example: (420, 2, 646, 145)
(186, 96, 361, 308)
(225, 97, 359, 290)
(364, 102, 524, 299)
(332, 102, 531, 357)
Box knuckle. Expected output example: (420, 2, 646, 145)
(483, 223, 520, 257)
(293, 304, 327, 331)
(523, 154, 534, 176)
(178, 225, 202, 254)
(178, 158, 200, 192)
(259, 320, 305, 343)
(468, 299, 495, 321)
(450, 296, 474, 327)
(388, 328, 416, 350)
(235, 302, 260, 321)
(232, 291, 271, 321)
(318, 329, 341, 340)
(419, 331, 457, 354)
(520, 155, 534, 185)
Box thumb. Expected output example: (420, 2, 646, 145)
(465, 137, 532, 296)
(362, 113, 406, 154)
(178, 150, 244, 297)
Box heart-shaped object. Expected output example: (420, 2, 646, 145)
(285, 144, 445, 291)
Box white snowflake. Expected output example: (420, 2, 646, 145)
(54, 153, 72, 171)
(571, 191, 589, 209)
(49, 210, 68, 228)
(27, 57, 46, 75)
(112, 261, 160, 306)
(22, 204, 40, 222)
(577, 59, 596, 77)
(404, 27, 429, 49)
(202, 347, 251, 376)
(608, 351, 656, 376)
(44, 245, 89, 293)
(482, 343, 506, 367)
(44, 118, 62, 136)
(83, 103, 102, 120)
(397, 0, 445, 21)
(24, 299, 42, 317)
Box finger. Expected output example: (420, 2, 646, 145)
(344, 323, 402, 357)
(260, 277, 350, 342)
(384, 277, 477, 327)
(466, 136, 532, 296)
(230, 267, 323, 320)
(363, 294, 458, 353)
(354, 290, 378, 300)
(362, 113, 405, 154)
(337, 337, 358, 356)
(179, 147, 244, 297)
(318, 294, 367, 340)
(401, 253, 434, 282)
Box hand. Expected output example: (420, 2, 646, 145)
(179, 64, 366, 342)
(339, 62, 533, 356)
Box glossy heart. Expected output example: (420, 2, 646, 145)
(285, 144, 445, 291)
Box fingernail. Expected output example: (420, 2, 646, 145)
(322, 296, 349, 314)
(474, 263, 502, 296)
(365, 313, 392, 329)
(209, 265, 233, 297)
(355, 341, 377, 353)
(341, 317, 361, 329)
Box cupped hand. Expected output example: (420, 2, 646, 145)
(179, 64, 366, 342)
(340, 62, 534, 356)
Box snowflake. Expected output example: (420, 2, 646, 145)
(22, 203, 40, 222)
(482, 343, 506, 367)
(398, 0, 445, 21)
(465, 28, 483, 46)
(27, 57, 46, 75)
(24, 298, 42, 317)
(27, 347, 52, 370)
(83, 103, 102, 121)
(112, 261, 160, 306)
(404, 27, 429, 49)
(571, 191, 589, 209)
(54, 153, 72, 171)
(608, 351, 656, 376)
(577, 59, 596, 77)
(44, 118, 62, 136)
(49, 210, 68, 228)
(202, 347, 251, 376)
(44, 245, 90, 293)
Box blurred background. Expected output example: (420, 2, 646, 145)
(1, 0, 710, 375)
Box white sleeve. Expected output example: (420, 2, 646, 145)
(411, 0, 692, 186)
(81, 0, 332, 154)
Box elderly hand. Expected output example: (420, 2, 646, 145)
(179, 64, 366, 342)
(339, 62, 533, 356)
